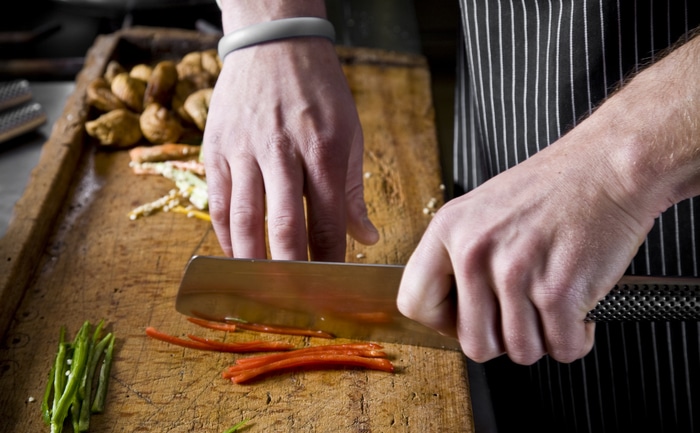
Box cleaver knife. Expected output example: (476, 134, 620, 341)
(175, 255, 700, 350)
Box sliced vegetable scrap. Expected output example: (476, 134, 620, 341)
(128, 161, 209, 221)
(222, 419, 249, 433)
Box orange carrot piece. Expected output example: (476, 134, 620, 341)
(187, 317, 238, 332)
(187, 334, 294, 352)
(229, 343, 385, 369)
(233, 322, 335, 339)
(223, 349, 387, 377)
(228, 354, 395, 384)
(146, 327, 222, 351)
(146, 327, 294, 353)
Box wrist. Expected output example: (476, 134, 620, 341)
(622, 38, 700, 207)
(217, 0, 327, 33)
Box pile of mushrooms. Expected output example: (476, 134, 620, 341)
(85, 49, 219, 148)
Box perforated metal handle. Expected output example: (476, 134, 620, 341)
(585, 276, 700, 322)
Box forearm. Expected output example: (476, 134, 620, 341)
(218, 0, 327, 32)
(593, 32, 700, 217)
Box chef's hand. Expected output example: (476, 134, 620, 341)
(203, 35, 379, 261)
(397, 132, 652, 365)
(397, 32, 700, 365)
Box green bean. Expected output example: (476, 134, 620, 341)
(78, 332, 112, 431)
(51, 321, 90, 433)
(223, 419, 249, 433)
(42, 326, 66, 425)
(91, 333, 115, 414)
(44, 320, 114, 432)
(50, 328, 68, 424)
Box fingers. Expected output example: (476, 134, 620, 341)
(205, 148, 235, 257)
(257, 137, 308, 260)
(345, 132, 379, 246)
(227, 154, 267, 258)
(534, 289, 597, 363)
(397, 217, 595, 365)
(303, 139, 349, 262)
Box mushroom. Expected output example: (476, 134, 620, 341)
(144, 60, 178, 107)
(140, 103, 184, 144)
(183, 88, 213, 131)
(111, 72, 146, 113)
(86, 77, 125, 112)
(85, 109, 142, 147)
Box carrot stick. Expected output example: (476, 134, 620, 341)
(186, 317, 238, 332)
(229, 343, 385, 369)
(223, 349, 387, 377)
(228, 354, 394, 384)
(146, 327, 295, 353)
(233, 322, 335, 339)
(146, 327, 222, 351)
(186, 334, 294, 352)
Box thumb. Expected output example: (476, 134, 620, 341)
(397, 238, 457, 337)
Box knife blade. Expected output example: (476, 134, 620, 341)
(175, 255, 700, 350)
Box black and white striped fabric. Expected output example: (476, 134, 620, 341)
(452, 1, 700, 432)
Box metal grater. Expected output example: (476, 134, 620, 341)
(0, 80, 47, 144)
(0, 79, 33, 111)
(0, 102, 47, 144)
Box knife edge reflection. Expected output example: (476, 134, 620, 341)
(175, 255, 462, 350)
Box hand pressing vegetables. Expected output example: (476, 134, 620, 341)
(42, 320, 115, 433)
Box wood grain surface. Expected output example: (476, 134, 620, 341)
(0, 27, 473, 432)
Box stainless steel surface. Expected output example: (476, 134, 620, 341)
(0, 81, 75, 237)
(0, 102, 47, 144)
(176, 256, 462, 350)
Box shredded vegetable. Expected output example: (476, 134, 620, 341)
(146, 318, 394, 385)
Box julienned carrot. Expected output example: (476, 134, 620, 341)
(233, 322, 335, 339)
(186, 317, 238, 332)
(146, 327, 221, 350)
(227, 354, 395, 384)
(186, 334, 294, 352)
(223, 349, 387, 377)
(229, 343, 385, 369)
(145, 327, 293, 353)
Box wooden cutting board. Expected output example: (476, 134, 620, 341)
(0, 27, 473, 432)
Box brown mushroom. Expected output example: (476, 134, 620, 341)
(86, 77, 125, 112)
(140, 103, 184, 144)
(104, 60, 126, 84)
(144, 60, 178, 107)
(85, 109, 142, 147)
(172, 72, 216, 123)
(200, 49, 222, 78)
(183, 88, 213, 131)
(111, 72, 146, 113)
(129, 64, 153, 82)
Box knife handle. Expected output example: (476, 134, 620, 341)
(585, 276, 700, 322)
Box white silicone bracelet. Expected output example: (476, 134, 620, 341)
(217, 17, 336, 60)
